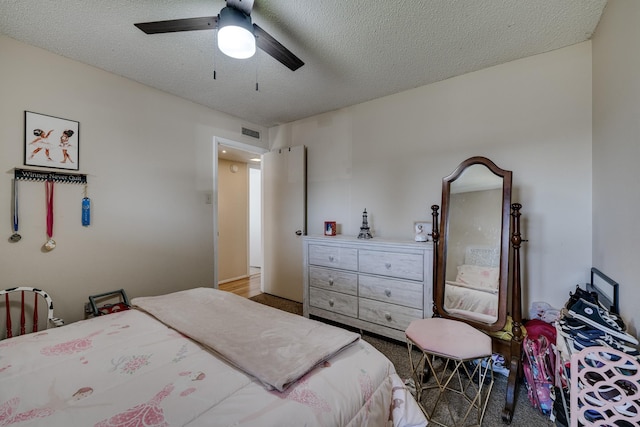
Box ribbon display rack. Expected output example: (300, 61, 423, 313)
(14, 168, 87, 185)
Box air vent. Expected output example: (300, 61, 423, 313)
(242, 127, 260, 139)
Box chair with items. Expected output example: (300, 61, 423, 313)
(0, 286, 64, 340)
(86, 289, 131, 317)
(554, 268, 639, 426)
(559, 269, 636, 357)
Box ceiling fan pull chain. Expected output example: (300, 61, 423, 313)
(255, 51, 259, 91)
(213, 29, 217, 80)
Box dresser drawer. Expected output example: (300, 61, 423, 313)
(309, 266, 357, 295)
(308, 244, 358, 271)
(359, 250, 423, 281)
(309, 287, 358, 317)
(358, 298, 423, 331)
(358, 275, 423, 309)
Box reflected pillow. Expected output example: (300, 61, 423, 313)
(456, 264, 500, 290)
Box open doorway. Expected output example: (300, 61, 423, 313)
(213, 137, 267, 289)
(249, 167, 261, 276)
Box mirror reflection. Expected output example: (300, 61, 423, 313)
(443, 165, 503, 324)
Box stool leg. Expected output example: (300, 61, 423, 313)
(429, 356, 495, 427)
(407, 341, 495, 426)
(407, 341, 425, 404)
(456, 357, 495, 426)
(477, 358, 494, 425)
(460, 361, 483, 425)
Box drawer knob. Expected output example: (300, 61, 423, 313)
(385, 289, 391, 297)
(385, 263, 391, 269)
(328, 278, 334, 286)
(384, 312, 392, 321)
(328, 255, 335, 262)
(329, 299, 335, 307)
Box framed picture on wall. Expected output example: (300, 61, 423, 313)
(24, 111, 80, 171)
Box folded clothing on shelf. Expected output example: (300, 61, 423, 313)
(560, 297, 639, 362)
(567, 298, 638, 345)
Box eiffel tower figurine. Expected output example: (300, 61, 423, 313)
(357, 209, 373, 239)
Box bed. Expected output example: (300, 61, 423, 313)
(444, 246, 500, 323)
(0, 287, 426, 427)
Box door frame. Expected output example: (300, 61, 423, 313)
(213, 136, 268, 288)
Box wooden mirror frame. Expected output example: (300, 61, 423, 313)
(431, 156, 524, 423)
(433, 156, 512, 331)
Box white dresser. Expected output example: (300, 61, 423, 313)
(303, 235, 433, 342)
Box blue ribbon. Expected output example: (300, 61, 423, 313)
(12, 179, 18, 233)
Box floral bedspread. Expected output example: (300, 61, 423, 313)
(132, 288, 362, 392)
(0, 297, 426, 426)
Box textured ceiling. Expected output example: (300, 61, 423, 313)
(0, 0, 607, 128)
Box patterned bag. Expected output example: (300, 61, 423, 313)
(522, 319, 557, 415)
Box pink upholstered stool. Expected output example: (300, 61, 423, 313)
(406, 317, 494, 427)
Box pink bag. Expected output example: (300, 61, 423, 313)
(522, 320, 557, 414)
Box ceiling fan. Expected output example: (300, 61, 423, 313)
(134, 0, 304, 71)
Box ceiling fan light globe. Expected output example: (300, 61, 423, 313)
(217, 6, 256, 59)
(218, 26, 256, 59)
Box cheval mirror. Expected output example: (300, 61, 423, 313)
(431, 156, 524, 423)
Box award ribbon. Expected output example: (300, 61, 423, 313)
(9, 179, 21, 242)
(44, 180, 56, 251)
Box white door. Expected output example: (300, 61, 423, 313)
(262, 146, 306, 302)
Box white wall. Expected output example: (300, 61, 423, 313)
(270, 42, 594, 313)
(0, 36, 267, 323)
(592, 0, 640, 336)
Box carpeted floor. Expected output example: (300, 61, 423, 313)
(250, 292, 555, 427)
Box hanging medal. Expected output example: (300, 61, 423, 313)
(9, 178, 21, 242)
(82, 184, 91, 226)
(44, 180, 56, 251)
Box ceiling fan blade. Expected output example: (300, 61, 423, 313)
(253, 24, 304, 71)
(134, 16, 218, 34)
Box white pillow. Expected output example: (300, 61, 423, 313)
(456, 264, 500, 290)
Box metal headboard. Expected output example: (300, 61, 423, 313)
(587, 267, 620, 314)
